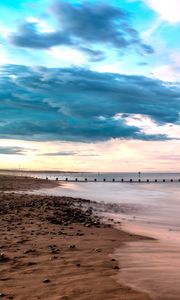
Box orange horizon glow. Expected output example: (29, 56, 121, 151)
(0, 139, 179, 173)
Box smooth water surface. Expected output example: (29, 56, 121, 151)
(1, 170, 180, 182)
(34, 181, 180, 300)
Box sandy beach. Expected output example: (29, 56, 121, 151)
(0, 175, 151, 300)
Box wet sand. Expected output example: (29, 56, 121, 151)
(116, 239, 180, 300)
(0, 175, 151, 300)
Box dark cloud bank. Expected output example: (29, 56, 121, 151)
(0, 64, 179, 142)
(9, 0, 153, 60)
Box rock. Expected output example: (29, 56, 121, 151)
(0, 293, 5, 297)
(27, 262, 36, 266)
(23, 249, 35, 254)
(76, 232, 84, 236)
(69, 245, 75, 249)
(95, 248, 102, 252)
(113, 265, 120, 270)
(43, 278, 50, 283)
(0, 253, 9, 262)
(52, 256, 58, 259)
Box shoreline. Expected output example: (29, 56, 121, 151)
(0, 175, 151, 299)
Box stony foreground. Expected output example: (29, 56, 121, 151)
(0, 175, 150, 300)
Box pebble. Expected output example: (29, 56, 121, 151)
(0, 293, 5, 297)
(95, 248, 102, 252)
(43, 278, 50, 283)
(23, 249, 35, 254)
(0, 253, 9, 262)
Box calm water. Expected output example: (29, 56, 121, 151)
(29, 180, 180, 300)
(1, 171, 180, 182)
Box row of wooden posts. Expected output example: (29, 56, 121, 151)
(48, 177, 180, 183)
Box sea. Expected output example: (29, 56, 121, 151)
(2, 171, 180, 299)
(3, 170, 180, 182)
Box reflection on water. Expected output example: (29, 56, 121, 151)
(31, 182, 180, 300)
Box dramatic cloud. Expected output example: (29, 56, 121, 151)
(9, 1, 153, 60)
(0, 64, 179, 142)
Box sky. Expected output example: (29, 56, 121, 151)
(0, 0, 180, 172)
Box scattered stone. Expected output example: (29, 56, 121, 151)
(52, 256, 58, 259)
(43, 278, 50, 283)
(95, 248, 102, 252)
(0, 253, 9, 262)
(113, 265, 120, 270)
(23, 249, 36, 254)
(0, 293, 5, 297)
(27, 262, 37, 266)
(76, 232, 84, 236)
